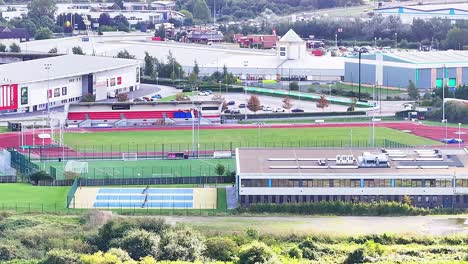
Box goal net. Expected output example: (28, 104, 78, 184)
(122, 153, 138, 161)
(64, 161, 89, 174)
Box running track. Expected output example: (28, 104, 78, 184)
(0, 121, 466, 150)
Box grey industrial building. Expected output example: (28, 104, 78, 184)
(344, 51, 468, 90)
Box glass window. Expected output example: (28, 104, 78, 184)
(54, 88, 60, 97)
(436, 78, 443, 88)
(448, 78, 456, 87)
(20, 87, 28, 105)
(62, 87, 67, 96)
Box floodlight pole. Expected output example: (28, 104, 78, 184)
(458, 123, 461, 148)
(44, 63, 51, 126)
(191, 109, 195, 157)
(358, 50, 361, 101)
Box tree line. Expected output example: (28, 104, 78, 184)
(274, 16, 468, 50)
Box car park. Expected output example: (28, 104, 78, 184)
(291, 108, 304, 112)
(273, 107, 285, 112)
(239, 104, 246, 108)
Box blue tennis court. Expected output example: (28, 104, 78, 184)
(92, 188, 194, 209)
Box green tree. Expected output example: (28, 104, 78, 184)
(192, 0, 211, 22)
(0, 44, 6, 52)
(72, 46, 84, 55)
(34, 27, 52, 40)
(215, 163, 225, 176)
(161, 227, 205, 261)
(106, 248, 132, 262)
(193, 60, 200, 76)
(116, 49, 136, 59)
(144, 52, 154, 77)
(29, 170, 52, 185)
(154, 23, 166, 39)
(43, 249, 79, 264)
(119, 229, 161, 260)
(407, 80, 420, 100)
(289, 81, 299, 91)
(116, 93, 129, 102)
(27, 0, 57, 20)
(48, 47, 58, 53)
(80, 93, 96, 102)
(446, 27, 468, 50)
(205, 237, 238, 262)
(9, 43, 20, 52)
(237, 241, 279, 264)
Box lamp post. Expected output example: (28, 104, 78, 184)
(394, 32, 398, 49)
(218, 80, 221, 94)
(374, 37, 377, 48)
(458, 123, 462, 148)
(335, 33, 338, 48)
(244, 83, 248, 120)
(256, 122, 265, 147)
(44, 63, 51, 126)
(156, 71, 159, 85)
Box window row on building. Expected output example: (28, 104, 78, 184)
(241, 178, 461, 188)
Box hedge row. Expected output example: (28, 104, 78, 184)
(236, 201, 467, 216)
(223, 111, 366, 120)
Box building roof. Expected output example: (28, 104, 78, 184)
(237, 148, 468, 176)
(0, 54, 140, 84)
(376, 3, 468, 13)
(347, 51, 468, 66)
(279, 29, 303, 43)
(0, 27, 29, 40)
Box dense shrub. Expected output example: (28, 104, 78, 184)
(118, 229, 160, 260)
(237, 241, 279, 264)
(238, 201, 430, 216)
(287, 245, 302, 259)
(160, 227, 205, 261)
(42, 249, 79, 264)
(204, 237, 238, 261)
(0, 243, 18, 261)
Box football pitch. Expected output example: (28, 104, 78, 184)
(62, 127, 441, 152)
(41, 158, 236, 180)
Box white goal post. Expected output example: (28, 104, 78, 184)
(64, 161, 89, 174)
(122, 153, 138, 161)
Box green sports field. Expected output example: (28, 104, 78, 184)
(0, 183, 69, 211)
(62, 127, 440, 152)
(41, 158, 236, 180)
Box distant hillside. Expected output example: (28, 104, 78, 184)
(177, 0, 365, 21)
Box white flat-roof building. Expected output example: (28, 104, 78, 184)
(236, 148, 468, 208)
(0, 54, 141, 113)
(375, 3, 468, 23)
(19, 30, 345, 81)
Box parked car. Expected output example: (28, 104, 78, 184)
(223, 109, 231, 114)
(230, 109, 241, 114)
(263, 106, 273, 111)
(228, 101, 236, 105)
(239, 104, 246, 108)
(142, 96, 153, 101)
(291, 108, 304, 112)
(133, 97, 145, 102)
(311, 81, 321, 85)
(273, 107, 285, 112)
(151, 94, 162, 99)
(441, 138, 464, 144)
(198, 91, 208, 96)
(204, 90, 213, 94)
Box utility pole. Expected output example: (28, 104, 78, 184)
(213, 0, 216, 24)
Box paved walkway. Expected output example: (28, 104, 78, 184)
(226, 186, 237, 209)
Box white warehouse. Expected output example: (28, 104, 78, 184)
(0, 54, 141, 113)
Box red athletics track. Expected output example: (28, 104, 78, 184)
(0, 121, 466, 150)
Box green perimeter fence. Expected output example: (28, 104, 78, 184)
(31, 139, 411, 161)
(50, 163, 235, 181)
